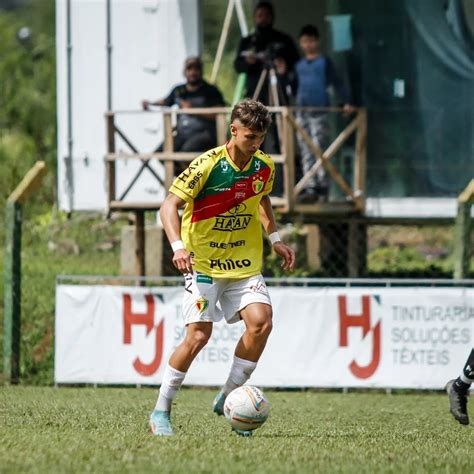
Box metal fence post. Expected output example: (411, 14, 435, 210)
(4, 202, 22, 383)
(3, 161, 46, 384)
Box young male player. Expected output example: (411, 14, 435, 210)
(150, 99, 295, 436)
(447, 348, 474, 425)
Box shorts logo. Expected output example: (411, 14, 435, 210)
(249, 282, 267, 294)
(210, 258, 251, 270)
(196, 274, 213, 284)
(196, 297, 209, 313)
(252, 176, 264, 194)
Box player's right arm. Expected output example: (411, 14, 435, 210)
(160, 192, 193, 274)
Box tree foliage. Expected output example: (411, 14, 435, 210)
(0, 1, 56, 203)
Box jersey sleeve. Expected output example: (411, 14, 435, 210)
(169, 154, 212, 203)
(263, 159, 275, 196)
(263, 168, 275, 195)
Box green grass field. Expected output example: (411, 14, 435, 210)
(1, 387, 473, 473)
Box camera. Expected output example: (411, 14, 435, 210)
(261, 42, 285, 62)
(241, 41, 286, 67)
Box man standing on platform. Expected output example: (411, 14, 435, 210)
(234, 1, 299, 104)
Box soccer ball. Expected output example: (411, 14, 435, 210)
(224, 386, 271, 432)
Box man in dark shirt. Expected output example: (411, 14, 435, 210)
(143, 57, 225, 152)
(234, 1, 299, 105)
(234, 2, 298, 194)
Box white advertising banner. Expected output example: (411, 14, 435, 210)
(55, 285, 474, 389)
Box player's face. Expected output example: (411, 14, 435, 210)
(184, 65, 202, 85)
(254, 7, 273, 29)
(231, 121, 266, 156)
(299, 35, 319, 55)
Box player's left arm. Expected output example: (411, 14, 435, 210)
(259, 195, 295, 272)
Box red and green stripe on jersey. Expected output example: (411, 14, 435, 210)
(191, 157, 272, 223)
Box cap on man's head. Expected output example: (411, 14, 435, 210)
(184, 56, 203, 69)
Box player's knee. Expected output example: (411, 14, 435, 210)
(187, 330, 211, 351)
(249, 315, 273, 339)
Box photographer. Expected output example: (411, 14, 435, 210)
(234, 1, 299, 104)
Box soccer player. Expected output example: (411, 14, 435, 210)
(150, 99, 295, 437)
(447, 348, 474, 425)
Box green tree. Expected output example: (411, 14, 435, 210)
(0, 1, 56, 205)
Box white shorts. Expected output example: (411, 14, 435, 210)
(182, 272, 272, 325)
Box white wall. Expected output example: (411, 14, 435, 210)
(56, 0, 201, 211)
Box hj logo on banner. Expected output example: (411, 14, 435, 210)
(338, 295, 382, 379)
(123, 294, 165, 376)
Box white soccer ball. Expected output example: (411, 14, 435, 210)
(224, 386, 271, 432)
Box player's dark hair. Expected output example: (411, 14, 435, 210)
(299, 24, 320, 39)
(231, 99, 272, 132)
(255, 1, 274, 18)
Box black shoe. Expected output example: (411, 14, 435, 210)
(446, 379, 469, 425)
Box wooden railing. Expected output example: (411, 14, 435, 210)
(105, 106, 367, 215)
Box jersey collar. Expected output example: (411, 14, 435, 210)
(224, 143, 255, 172)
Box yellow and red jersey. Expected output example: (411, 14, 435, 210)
(169, 145, 275, 278)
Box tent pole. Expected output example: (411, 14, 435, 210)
(234, 0, 248, 36)
(210, 0, 235, 83)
